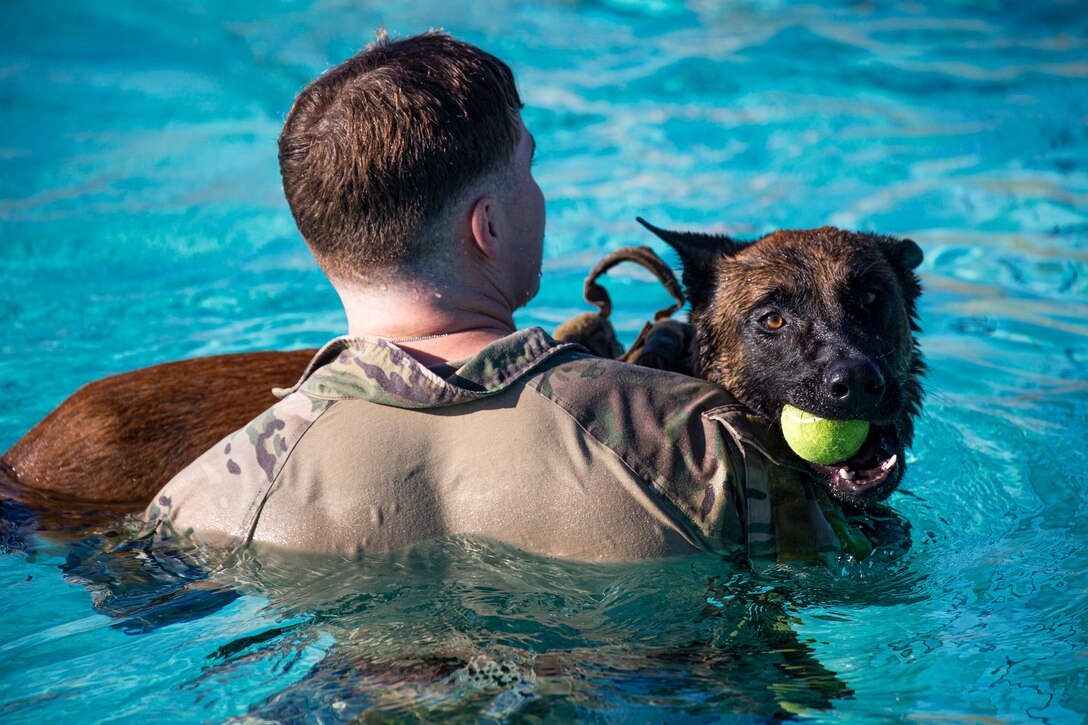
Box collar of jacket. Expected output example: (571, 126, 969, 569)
(273, 327, 582, 409)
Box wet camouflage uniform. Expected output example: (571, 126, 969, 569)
(146, 328, 877, 563)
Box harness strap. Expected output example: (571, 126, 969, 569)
(583, 246, 685, 321)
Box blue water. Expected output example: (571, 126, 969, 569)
(2, 0, 1087, 721)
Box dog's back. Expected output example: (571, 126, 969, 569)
(2, 350, 315, 506)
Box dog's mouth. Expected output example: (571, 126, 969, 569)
(808, 424, 902, 504)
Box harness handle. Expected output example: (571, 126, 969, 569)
(583, 246, 685, 321)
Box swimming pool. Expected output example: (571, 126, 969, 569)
(2, 0, 1087, 721)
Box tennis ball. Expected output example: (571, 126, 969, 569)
(779, 404, 870, 465)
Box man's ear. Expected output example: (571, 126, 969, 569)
(636, 217, 739, 312)
(470, 195, 501, 258)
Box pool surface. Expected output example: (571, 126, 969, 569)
(2, 0, 1087, 721)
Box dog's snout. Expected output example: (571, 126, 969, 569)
(824, 358, 885, 414)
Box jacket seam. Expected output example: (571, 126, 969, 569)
(233, 398, 338, 544)
(515, 379, 715, 552)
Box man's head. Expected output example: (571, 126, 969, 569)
(278, 31, 529, 286)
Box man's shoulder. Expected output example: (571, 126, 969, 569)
(519, 347, 747, 548)
(527, 347, 737, 413)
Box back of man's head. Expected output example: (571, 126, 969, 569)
(279, 31, 524, 283)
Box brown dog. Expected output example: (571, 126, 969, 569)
(638, 218, 924, 506)
(1, 223, 923, 513)
(1, 350, 315, 507)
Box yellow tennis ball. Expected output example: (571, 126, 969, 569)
(780, 404, 870, 465)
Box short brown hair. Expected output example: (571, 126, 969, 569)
(278, 31, 524, 280)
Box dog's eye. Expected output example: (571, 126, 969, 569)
(762, 313, 786, 331)
(860, 289, 879, 306)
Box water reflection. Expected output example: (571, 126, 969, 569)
(32, 520, 916, 720)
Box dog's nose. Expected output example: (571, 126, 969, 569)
(824, 358, 885, 414)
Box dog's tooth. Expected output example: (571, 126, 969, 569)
(881, 454, 898, 471)
(838, 467, 855, 481)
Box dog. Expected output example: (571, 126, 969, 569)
(637, 218, 924, 507)
(1, 222, 923, 517)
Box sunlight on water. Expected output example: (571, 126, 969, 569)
(2, 0, 1087, 722)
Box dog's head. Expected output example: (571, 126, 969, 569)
(639, 219, 925, 507)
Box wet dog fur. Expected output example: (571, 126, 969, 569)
(1, 350, 315, 506)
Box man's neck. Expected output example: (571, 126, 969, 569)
(335, 280, 518, 366)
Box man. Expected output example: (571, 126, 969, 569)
(145, 31, 858, 562)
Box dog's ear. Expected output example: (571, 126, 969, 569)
(636, 217, 740, 311)
(887, 237, 924, 271)
(881, 235, 924, 306)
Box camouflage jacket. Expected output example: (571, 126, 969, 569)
(146, 328, 866, 562)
